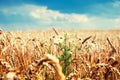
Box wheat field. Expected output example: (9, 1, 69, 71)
(0, 28, 120, 80)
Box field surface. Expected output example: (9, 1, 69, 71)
(0, 29, 120, 80)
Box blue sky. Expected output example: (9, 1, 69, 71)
(0, 0, 120, 30)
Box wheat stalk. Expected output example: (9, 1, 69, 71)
(28, 53, 65, 80)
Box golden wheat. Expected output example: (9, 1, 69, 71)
(0, 29, 120, 80)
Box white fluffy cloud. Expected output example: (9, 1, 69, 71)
(29, 6, 89, 23)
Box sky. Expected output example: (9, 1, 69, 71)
(0, 0, 120, 30)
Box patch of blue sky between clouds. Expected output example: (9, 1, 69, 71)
(85, 0, 120, 18)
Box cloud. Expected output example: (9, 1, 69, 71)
(29, 6, 89, 23)
(114, 17, 120, 28)
(0, 4, 120, 30)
